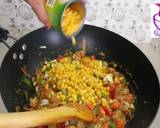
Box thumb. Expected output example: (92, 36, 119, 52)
(34, 4, 51, 28)
(27, 0, 51, 28)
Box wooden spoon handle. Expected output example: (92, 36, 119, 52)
(0, 105, 94, 128)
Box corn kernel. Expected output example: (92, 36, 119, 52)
(62, 7, 82, 36)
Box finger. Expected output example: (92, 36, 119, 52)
(42, 0, 51, 29)
(35, 7, 51, 28)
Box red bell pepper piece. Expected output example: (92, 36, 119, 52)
(56, 122, 65, 128)
(103, 107, 113, 117)
(109, 85, 116, 99)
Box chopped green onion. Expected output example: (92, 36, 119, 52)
(16, 89, 21, 94)
(38, 78, 45, 85)
(93, 104, 100, 116)
(121, 78, 127, 84)
(43, 104, 49, 109)
(87, 124, 96, 128)
(51, 51, 56, 55)
(109, 122, 116, 128)
(35, 91, 40, 97)
(21, 77, 32, 86)
(49, 59, 57, 64)
(24, 91, 29, 102)
(101, 92, 108, 99)
(61, 89, 68, 96)
(77, 95, 82, 101)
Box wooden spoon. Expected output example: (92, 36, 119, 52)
(0, 104, 95, 128)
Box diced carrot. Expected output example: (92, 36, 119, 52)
(103, 123, 109, 128)
(57, 55, 64, 62)
(114, 83, 120, 88)
(87, 104, 94, 110)
(100, 106, 106, 115)
(125, 94, 133, 102)
(35, 68, 42, 76)
(39, 87, 46, 97)
(116, 119, 125, 128)
(111, 101, 121, 110)
(90, 55, 96, 60)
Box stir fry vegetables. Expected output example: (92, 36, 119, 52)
(28, 51, 135, 128)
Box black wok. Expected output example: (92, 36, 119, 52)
(0, 25, 159, 128)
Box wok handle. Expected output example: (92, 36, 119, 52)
(0, 27, 17, 49)
(0, 105, 94, 128)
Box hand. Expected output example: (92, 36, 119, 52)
(26, 0, 51, 28)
